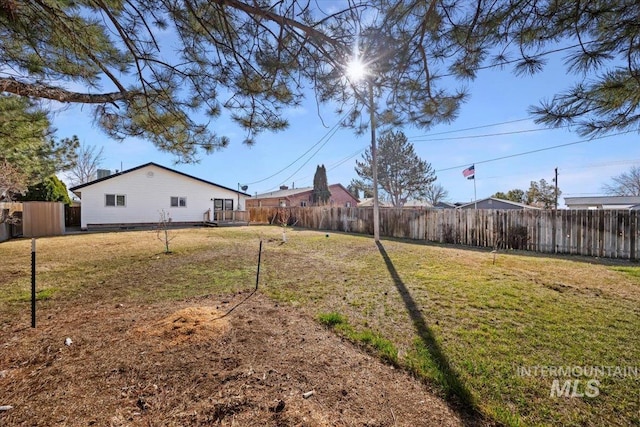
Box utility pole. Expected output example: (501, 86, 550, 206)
(369, 80, 380, 243)
(554, 167, 559, 210)
(552, 167, 558, 253)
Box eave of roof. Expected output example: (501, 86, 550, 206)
(69, 162, 251, 196)
(457, 197, 540, 209)
(564, 196, 640, 205)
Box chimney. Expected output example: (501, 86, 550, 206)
(279, 185, 289, 190)
(97, 169, 111, 179)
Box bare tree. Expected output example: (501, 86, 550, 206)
(156, 210, 176, 254)
(424, 183, 449, 206)
(68, 144, 105, 186)
(602, 166, 640, 196)
(0, 159, 27, 203)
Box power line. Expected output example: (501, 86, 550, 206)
(327, 147, 366, 171)
(247, 41, 608, 189)
(411, 117, 532, 138)
(275, 146, 367, 190)
(263, 119, 344, 192)
(245, 109, 353, 186)
(411, 125, 568, 142)
(246, 40, 597, 187)
(435, 131, 635, 173)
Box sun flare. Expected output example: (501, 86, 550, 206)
(347, 58, 367, 82)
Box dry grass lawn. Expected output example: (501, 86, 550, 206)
(1, 225, 639, 426)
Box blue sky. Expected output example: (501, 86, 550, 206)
(53, 34, 639, 207)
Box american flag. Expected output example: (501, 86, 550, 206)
(462, 165, 475, 179)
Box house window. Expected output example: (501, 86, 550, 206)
(213, 198, 233, 210)
(170, 196, 187, 207)
(105, 194, 126, 207)
(346, 201, 351, 208)
(279, 200, 286, 207)
(301, 200, 307, 207)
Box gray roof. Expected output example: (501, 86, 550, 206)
(457, 197, 538, 209)
(403, 199, 433, 207)
(564, 196, 640, 205)
(434, 201, 456, 208)
(253, 187, 313, 198)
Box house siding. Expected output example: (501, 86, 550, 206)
(246, 184, 358, 208)
(78, 165, 246, 229)
(326, 184, 359, 207)
(246, 196, 292, 208)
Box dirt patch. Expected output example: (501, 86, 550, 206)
(0, 292, 474, 426)
(136, 306, 231, 347)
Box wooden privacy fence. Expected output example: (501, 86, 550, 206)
(65, 206, 81, 227)
(23, 202, 65, 238)
(249, 207, 640, 260)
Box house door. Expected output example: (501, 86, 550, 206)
(213, 198, 234, 221)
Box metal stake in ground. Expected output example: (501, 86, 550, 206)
(31, 238, 36, 328)
(255, 240, 262, 291)
(213, 239, 263, 320)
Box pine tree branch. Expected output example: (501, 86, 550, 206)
(0, 78, 134, 104)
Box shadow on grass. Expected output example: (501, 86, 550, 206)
(376, 241, 488, 426)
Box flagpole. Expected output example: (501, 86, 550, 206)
(473, 179, 477, 209)
(462, 165, 477, 208)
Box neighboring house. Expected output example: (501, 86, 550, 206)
(246, 184, 358, 208)
(564, 196, 640, 210)
(457, 197, 540, 210)
(357, 198, 392, 208)
(433, 201, 457, 209)
(403, 199, 433, 208)
(358, 199, 432, 208)
(69, 162, 250, 230)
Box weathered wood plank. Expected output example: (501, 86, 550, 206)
(247, 206, 639, 260)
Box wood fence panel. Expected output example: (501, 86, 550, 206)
(603, 210, 612, 258)
(631, 211, 638, 260)
(559, 210, 566, 254)
(22, 202, 65, 237)
(623, 210, 631, 259)
(248, 206, 640, 260)
(537, 210, 545, 252)
(65, 206, 81, 227)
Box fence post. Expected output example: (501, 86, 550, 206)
(552, 208, 557, 254)
(631, 211, 637, 260)
(31, 238, 36, 328)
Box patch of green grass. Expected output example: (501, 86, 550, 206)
(611, 265, 640, 279)
(406, 338, 476, 407)
(6, 286, 58, 302)
(317, 311, 347, 327)
(351, 328, 398, 365)
(318, 311, 398, 365)
(36, 288, 56, 301)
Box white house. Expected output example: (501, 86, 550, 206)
(69, 162, 250, 230)
(564, 196, 640, 210)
